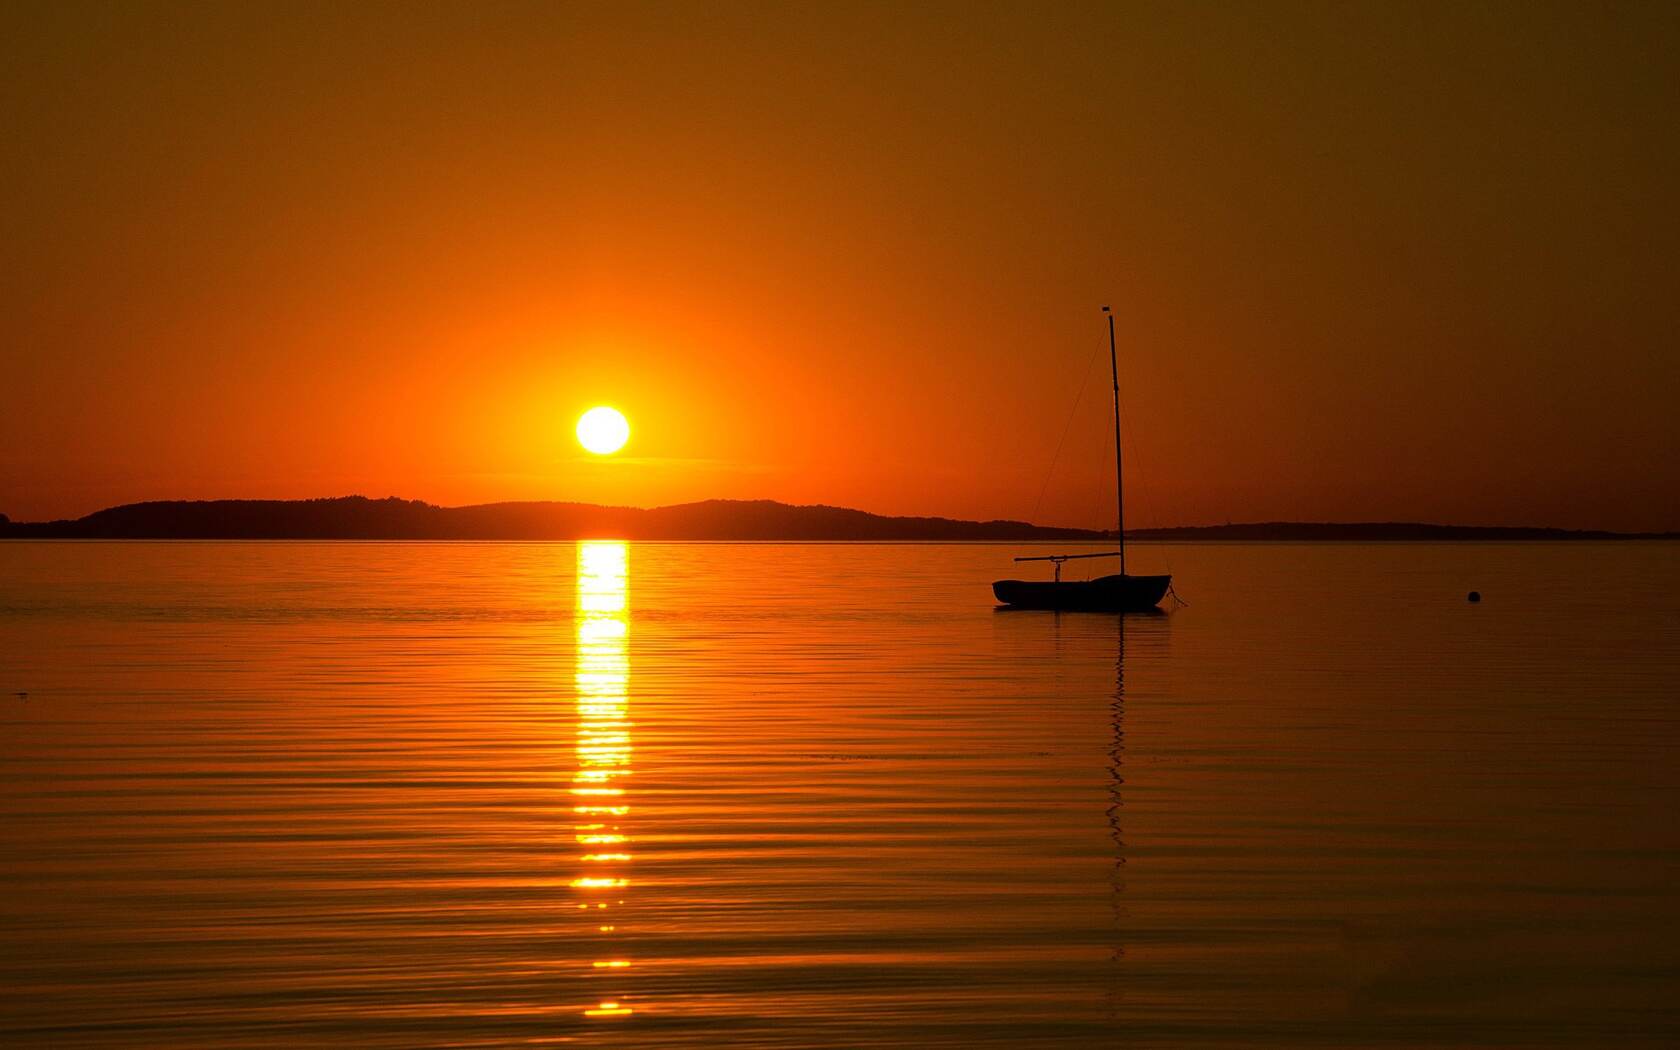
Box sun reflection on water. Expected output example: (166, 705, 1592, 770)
(574, 541, 634, 1019)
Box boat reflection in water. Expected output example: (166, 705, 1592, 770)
(572, 541, 634, 1019)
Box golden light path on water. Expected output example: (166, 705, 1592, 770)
(572, 541, 634, 1019)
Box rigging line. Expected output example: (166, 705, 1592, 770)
(1030, 337, 1106, 525)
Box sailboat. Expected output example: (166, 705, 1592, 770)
(992, 306, 1172, 612)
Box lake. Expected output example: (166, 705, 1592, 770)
(1, 541, 1676, 1047)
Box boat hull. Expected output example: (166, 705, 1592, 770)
(992, 573, 1171, 612)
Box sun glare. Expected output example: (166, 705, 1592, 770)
(577, 406, 630, 455)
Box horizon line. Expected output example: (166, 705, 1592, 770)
(1, 493, 1674, 538)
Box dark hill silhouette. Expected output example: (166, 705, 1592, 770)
(1125, 521, 1676, 541)
(0, 499, 1672, 541)
(0, 497, 1104, 541)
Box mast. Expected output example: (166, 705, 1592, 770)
(1103, 306, 1125, 575)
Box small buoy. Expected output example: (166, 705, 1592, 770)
(1467, 591, 1481, 603)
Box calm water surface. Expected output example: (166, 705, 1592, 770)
(1, 541, 1677, 1047)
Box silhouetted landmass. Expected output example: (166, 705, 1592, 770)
(1124, 522, 1678, 541)
(0, 497, 1103, 541)
(0, 499, 1673, 541)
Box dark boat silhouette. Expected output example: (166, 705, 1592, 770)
(993, 306, 1172, 612)
(993, 557, 1170, 611)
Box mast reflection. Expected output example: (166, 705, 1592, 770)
(1108, 615, 1127, 969)
(1104, 610, 1166, 1021)
(573, 541, 633, 1019)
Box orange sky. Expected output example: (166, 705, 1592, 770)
(3, 3, 1677, 530)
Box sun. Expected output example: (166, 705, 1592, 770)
(576, 406, 630, 455)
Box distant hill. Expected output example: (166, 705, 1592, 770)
(1125, 522, 1677, 541)
(0, 497, 1104, 541)
(0, 499, 1671, 541)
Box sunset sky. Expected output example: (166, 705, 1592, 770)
(3, 3, 1676, 530)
